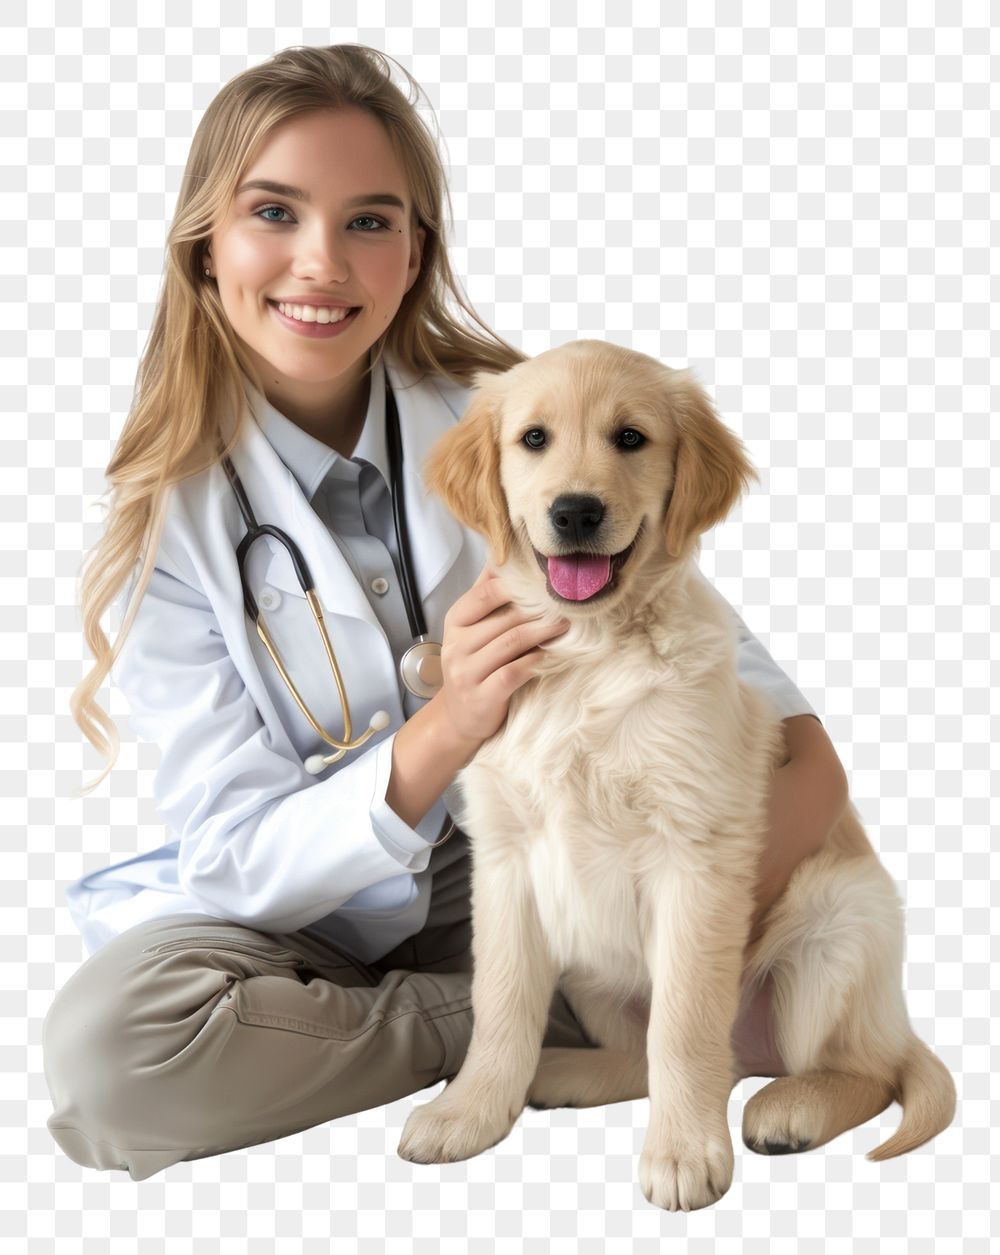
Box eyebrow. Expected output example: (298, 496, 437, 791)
(235, 179, 406, 210)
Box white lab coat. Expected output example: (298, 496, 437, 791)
(66, 349, 815, 959)
(67, 351, 489, 957)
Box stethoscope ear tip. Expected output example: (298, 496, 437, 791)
(303, 709, 393, 775)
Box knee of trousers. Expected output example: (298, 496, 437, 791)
(41, 922, 236, 1164)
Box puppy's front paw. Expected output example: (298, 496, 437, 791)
(639, 1125, 734, 1212)
(398, 1086, 520, 1164)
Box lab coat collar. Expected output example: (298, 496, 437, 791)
(225, 348, 469, 633)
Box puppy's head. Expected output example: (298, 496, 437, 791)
(424, 340, 757, 615)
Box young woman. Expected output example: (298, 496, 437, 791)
(44, 44, 848, 1180)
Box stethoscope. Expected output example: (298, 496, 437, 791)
(221, 379, 444, 775)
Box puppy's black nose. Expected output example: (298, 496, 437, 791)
(549, 494, 605, 548)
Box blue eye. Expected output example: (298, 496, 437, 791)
(256, 205, 291, 223)
(253, 204, 390, 231)
(351, 214, 389, 232)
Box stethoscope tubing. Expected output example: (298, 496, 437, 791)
(214, 377, 456, 838)
(221, 375, 444, 758)
(383, 380, 427, 641)
(223, 463, 312, 625)
(222, 378, 426, 638)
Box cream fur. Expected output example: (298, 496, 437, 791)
(397, 340, 956, 1210)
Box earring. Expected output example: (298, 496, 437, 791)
(204, 268, 211, 277)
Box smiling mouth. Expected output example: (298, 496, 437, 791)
(532, 534, 640, 603)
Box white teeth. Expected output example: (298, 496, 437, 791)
(276, 303, 354, 324)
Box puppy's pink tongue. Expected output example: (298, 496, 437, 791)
(547, 553, 611, 601)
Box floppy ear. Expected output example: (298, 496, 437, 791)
(422, 372, 517, 565)
(663, 373, 760, 560)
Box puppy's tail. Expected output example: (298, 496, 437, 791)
(866, 1035, 956, 1161)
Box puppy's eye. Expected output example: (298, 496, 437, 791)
(523, 429, 546, 450)
(618, 429, 645, 449)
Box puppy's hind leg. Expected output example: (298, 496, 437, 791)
(741, 844, 921, 1157)
(527, 1048, 648, 1109)
(528, 978, 650, 1109)
(742, 1070, 894, 1156)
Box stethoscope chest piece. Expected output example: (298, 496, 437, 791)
(401, 637, 443, 700)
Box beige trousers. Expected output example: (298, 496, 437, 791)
(42, 833, 593, 1180)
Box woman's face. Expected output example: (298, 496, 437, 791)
(205, 107, 425, 435)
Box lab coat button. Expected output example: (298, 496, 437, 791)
(259, 587, 281, 611)
(371, 577, 390, 596)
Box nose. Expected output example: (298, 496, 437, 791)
(295, 224, 350, 282)
(549, 493, 605, 549)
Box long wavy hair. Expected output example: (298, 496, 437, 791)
(72, 44, 527, 794)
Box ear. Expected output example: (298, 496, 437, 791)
(663, 373, 760, 560)
(422, 372, 516, 564)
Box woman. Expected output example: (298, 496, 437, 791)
(44, 44, 848, 1180)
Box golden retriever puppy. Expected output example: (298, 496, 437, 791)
(397, 340, 955, 1210)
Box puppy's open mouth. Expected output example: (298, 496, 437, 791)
(532, 535, 639, 603)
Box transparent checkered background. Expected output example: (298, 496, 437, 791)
(6, 3, 995, 1252)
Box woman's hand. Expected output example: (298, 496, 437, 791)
(438, 563, 570, 747)
(745, 715, 850, 949)
(386, 567, 569, 830)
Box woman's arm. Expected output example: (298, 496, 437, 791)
(385, 690, 480, 830)
(746, 714, 850, 947)
(111, 563, 443, 934)
(721, 589, 846, 946)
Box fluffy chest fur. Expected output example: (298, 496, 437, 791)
(451, 568, 785, 978)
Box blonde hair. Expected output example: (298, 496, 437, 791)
(73, 44, 527, 794)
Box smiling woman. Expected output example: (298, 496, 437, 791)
(204, 107, 426, 442)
